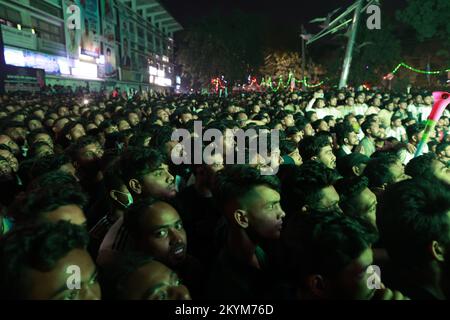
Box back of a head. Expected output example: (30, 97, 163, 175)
(213, 165, 280, 212)
(280, 161, 340, 216)
(0, 221, 89, 299)
(298, 135, 330, 162)
(11, 175, 87, 225)
(281, 211, 378, 290)
(377, 179, 450, 267)
(405, 153, 437, 180)
(120, 147, 165, 183)
(363, 154, 399, 189)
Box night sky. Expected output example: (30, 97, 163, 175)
(159, 0, 407, 31)
(159, 0, 409, 54)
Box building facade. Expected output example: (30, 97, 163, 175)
(0, 0, 182, 92)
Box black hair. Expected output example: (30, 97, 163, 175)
(335, 123, 355, 146)
(377, 179, 450, 267)
(406, 123, 425, 141)
(298, 135, 330, 161)
(10, 174, 87, 224)
(0, 221, 89, 299)
(405, 153, 438, 180)
(436, 141, 450, 155)
(280, 161, 340, 217)
(120, 147, 165, 183)
(27, 154, 73, 181)
(101, 251, 156, 300)
(335, 176, 370, 219)
(123, 197, 158, 238)
(213, 165, 280, 210)
(280, 140, 298, 156)
(361, 118, 377, 135)
(363, 155, 400, 189)
(281, 211, 378, 286)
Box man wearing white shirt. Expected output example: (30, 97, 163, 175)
(354, 94, 368, 116)
(397, 123, 429, 165)
(418, 95, 433, 122)
(385, 116, 407, 142)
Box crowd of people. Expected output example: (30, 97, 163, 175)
(0, 85, 449, 300)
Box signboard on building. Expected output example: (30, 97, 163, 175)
(1, 25, 37, 50)
(80, 0, 101, 58)
(4, 65, 45, 92)
(100, 0, 117, 78)
(63, 0, 82, 60)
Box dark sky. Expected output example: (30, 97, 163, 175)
(159, 0, 407, 31)
(159, 0, 408, 53)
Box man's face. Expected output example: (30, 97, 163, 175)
(157, 110, 169, 122)
(0, 159, 12, 177)
(424, 96, 432, 105)
(440, 146, 450, 161)
(393, 119, 402, 128)
(399, 102, 407, 110)
(304, 124, 315, 137)
(368, 122, 381, 138)
(0, 135, 20, 156)
(283, 114, 295, 127)
(346, 131, 360, 147)
(141, 164, 176, 199)
(330, 98, 338, 106)
(373, 98, 381, 107)
(352, 187, 378, 226)
(128, 113, 140, 127)
(180, 112, 193, 124)
(94, 114, 105, 126)
(118, 120, 131, 131)
(312, 186, 341, 213)
(58, 107, 69, 117)
(328, 248, 376, 300)
(69, 124, 86, 141)
(388, 161, 410, 184)
(289, 148, 303, 166)
(317, 145, 336, 170)
(357, 96, 365, 104)
(0, 150, 18, 172)
(318, 121, 330, 132)
(121, 260, 191, 300)
(242, 185, 285, 240)
(43, 204, 87, 226)
(310, 113, 318, 123)
(76, 142, 104, 172)
(338, 93, 345, 100)
(347, 98, 355, 106)
(289, 132, 303, 144)
(139, 202, 187, 268)
(25, 248, 100, 300)
(33, 133, 54, 147)
(430, 159, 450, 186)
(28, 119, 43, 131)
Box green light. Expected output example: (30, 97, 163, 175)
(391, 62, 450, 75)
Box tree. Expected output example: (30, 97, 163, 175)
(396, 0, 450, 44)
(176, 10, 265, 90)
(349, 19, 402, 85)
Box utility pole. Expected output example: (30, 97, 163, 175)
(301, 25, 306, 91)
(339, 0, 364, 89)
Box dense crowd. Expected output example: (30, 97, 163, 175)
(0, 86, 449, 300)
